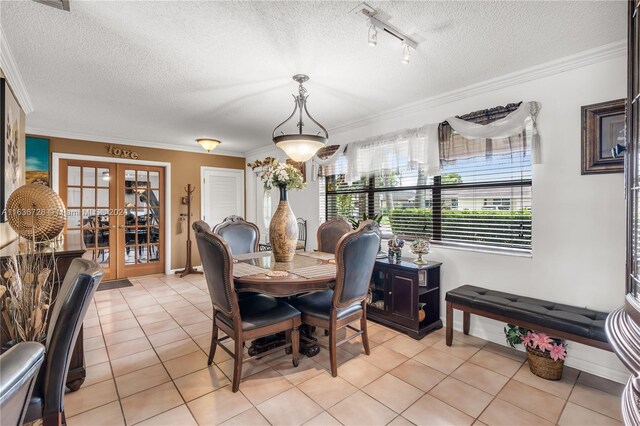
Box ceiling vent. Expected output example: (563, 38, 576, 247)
(32, 0, 70, 12)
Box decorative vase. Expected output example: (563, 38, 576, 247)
(526, 346, 564, 380)
(269, 186, 298, 262)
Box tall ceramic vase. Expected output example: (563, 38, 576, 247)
(269, 186, 298, 262)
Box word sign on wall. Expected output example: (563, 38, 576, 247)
(106, 144, 140, 160)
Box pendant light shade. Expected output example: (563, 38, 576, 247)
(196, 138, 221, 152)
(272, 74, 328, 162)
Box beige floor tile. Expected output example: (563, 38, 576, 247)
(362, 373, 424, 413)
(450, 362, 510, 395)
(479, 398, 554, 426)
(382, 335, 427, 358)
(403, 394, 474, 426)
(83, 336, 105, 351)
(431, 339, 484, 360)
(368, 324, 398, 344)
(361, 345, 408, 372)
(103, 326, 146, 346)
(298, 371, 358, 409)
(483, 341, 527, 362)
(558, 402, 623, 426)
(147, 326, 190, 348)
(83, 361, 113, 387)
(120, 382, 183, 425)
(130, 304, 166, 316)
(340, 334, 379, 355)
(114, 364, 171, 398)
(85, 347, 109, 367)
(473, 422, 488, 426)
(413, 347, 465, 374)
(337, 356, 386, 388)
(99, 310, 134, 325)
(174, 365, 230, 401)
(188, 385, 253, 425)
(83, 325, 102, 339)
(193, 333, 233, 363)
(163, 349, 209, 379)
(304, 411, 343, 425)
(328, 390, 399, 426)
(238, 367, 294, 405)
(388, 415, 416, 425)
(106, 336, 152, 360)
(429, 377, 493, 418)
(136, 405, 198, 426)
(497, 379, 566, 423)
(160, 298, 192, 310)
(136, 311, 173, 326)
(221, 407, 271, 425)
(569, 383, 623, 421)
(390, 359, 446, 392)
(512, 363, 579, 399)
(173, 311, 210, 326)
(256, 387, 324, 425)
(100, 318, 139, 334)
(577, 372, 625, 396)
(183, 320, 212, 337)
(313, 346, 357, 371)
(272, 356, 325, 385)
(64, 379, 118, 417)
(110, 349, 161, 377)
(467, 348, 523, 377)
(141, 318, 181, 335)
(155, 337, 200, 361)
(419, 332, 444, 347)
(166, 305, 201, 317)
(66, 401, 124, 426)
(217, 356, 273, 381)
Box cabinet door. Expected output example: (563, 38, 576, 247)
(389, 270, 416, 321)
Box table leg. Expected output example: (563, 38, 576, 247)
(247, 325, 320, 358)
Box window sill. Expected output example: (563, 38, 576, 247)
(430, 242, 532, 258)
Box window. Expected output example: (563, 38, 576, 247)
(322, 105, 532, 254)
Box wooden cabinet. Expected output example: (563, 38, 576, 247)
(367, 258, 442, 339)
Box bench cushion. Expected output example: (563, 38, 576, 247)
(445, 285, 608, 342)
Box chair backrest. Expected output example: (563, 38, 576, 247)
(317, 216, 351, 254)
(194, 227, 240, 320)
(193, 220, 211, 234)
(42, 258, 103, 417)
(213, 215, 260, 255)
(0, 342, 45, 426)
(297, 218, 307, 250)
(333, 221, 381, 308)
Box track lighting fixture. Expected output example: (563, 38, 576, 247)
(402, 43, 411, 64)
(368, 23, 378, 46)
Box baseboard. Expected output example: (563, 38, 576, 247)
(168, 265, 203, 274)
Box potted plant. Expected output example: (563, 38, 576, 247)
(504, 324, 567, 380)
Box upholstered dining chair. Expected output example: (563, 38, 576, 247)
(291, 221, 381, 377)
(194, 222, 301, 392)
(317, 216, 352, 254)
(213, 215, 260, 255)
(296, 218, 307, 251)
(23, 259, 104, 426)
(0, 342, 46, 426)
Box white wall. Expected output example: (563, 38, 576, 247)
(247, 53, 630, 382)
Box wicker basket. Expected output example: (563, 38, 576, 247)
(6, 184, 66, 242)
(526, 346, 564, 380)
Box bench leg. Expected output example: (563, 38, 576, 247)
(463, 312, 470, 335)
(446, 301, 453, 346)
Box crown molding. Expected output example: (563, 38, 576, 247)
(0, 27, 34, 114)
(244, 143, 282, 160)
(26, 126, 246, 158)
(329, 39, 627, 135)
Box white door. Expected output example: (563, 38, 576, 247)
(201, 167, 245, 227)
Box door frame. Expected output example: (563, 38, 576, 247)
(200, 166, 245, 223)
(52, 152, 172, 275)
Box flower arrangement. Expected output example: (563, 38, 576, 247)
(251, 158, 306, 191)
(504, 324, 567, 361)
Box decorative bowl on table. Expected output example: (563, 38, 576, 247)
(410, 238, 430, 264)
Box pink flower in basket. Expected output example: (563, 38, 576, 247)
(520, 331, 534, 348)
(549, 343, 567, 361)
(531, 333, 554, 352)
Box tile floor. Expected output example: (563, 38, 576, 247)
(66, 274, 624, 426)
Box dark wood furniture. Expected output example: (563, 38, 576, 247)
(446, 285, 611, 351)
(296, 218, 307, 251)
(0, 234, 87, 391)
(605, 2, 640, 423)
(366, 258, 443, 339)
(317, 216, 351, 254)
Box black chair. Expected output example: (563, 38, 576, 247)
(0, 342, 46, 426)
(213, 215, 260, 255)
(296, 218, 307, 251)
(317, 216, 351, 254)
(194, 225, 301, 392)
(23, 259, 104, 426)
(291, 221, 381, 377)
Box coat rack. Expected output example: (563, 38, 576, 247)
(175, 184, 202, 278)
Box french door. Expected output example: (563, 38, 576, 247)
(59, 160, 164, 279)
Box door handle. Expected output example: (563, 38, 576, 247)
(118, 225, 125, 229)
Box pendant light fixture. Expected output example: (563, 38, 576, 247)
(272, 74, 328, 162)
(196, 138, 221, 152)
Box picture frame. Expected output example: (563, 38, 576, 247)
(25, 136, 50, 186)
(1, 78, 25, 222)
(286, 159, 307, 183)
(581, 98, 626, 175)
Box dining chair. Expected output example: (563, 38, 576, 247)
(296, 218, 307, 251)
(23, 259, 104, 426)
(291, 221, 381, 376)
(194, 225, 301, 392)
(317, 216, 351, 254)
(0, 342, 46, 426)
(213, 215, 260, 255)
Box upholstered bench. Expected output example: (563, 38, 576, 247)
(445, 285, 611, 351)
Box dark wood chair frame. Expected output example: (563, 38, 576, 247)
(316, 216, 351, 254)
(297, 218, 307, 251)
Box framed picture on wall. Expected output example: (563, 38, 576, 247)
(25, 136, 50, 186)
(581, 98, 626, 175)
(1, 78, 25, 222)
(286, 159, 306, 183)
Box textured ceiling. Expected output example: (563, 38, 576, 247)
(1, 1, 626, 154)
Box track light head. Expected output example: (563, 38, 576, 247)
(368, 23, 378, 46)
(402, 43, 411, 64)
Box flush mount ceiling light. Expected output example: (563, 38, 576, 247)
(196, 138, 221, 152)
(272, 74, 328, 162)
(351, 2, 418, 64)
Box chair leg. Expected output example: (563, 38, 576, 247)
(292, 325, 300, 367)
(43, 412, 63, 426)
(360, 311, 371, 355)
(285, 330, 293, 355)
(232, 338, 243, 392)
(329, 326, 338, 377)
(208, 319, 218, 365)
(463, 312, 470, 335)
(446, 301, 453, 346)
